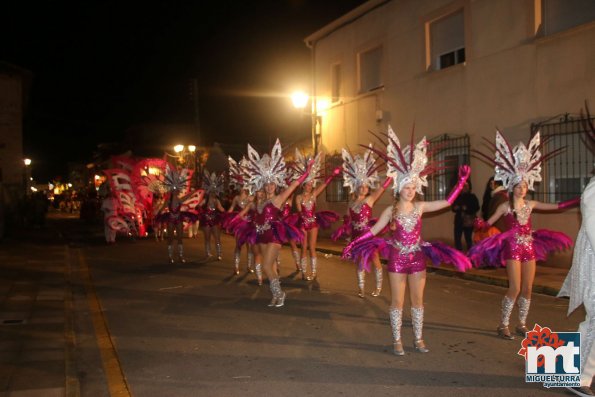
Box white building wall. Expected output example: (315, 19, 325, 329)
(308, 0, 595, 267)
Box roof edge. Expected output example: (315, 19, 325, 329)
(304, 0, 390, 46)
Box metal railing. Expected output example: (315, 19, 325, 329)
(426, 134, 470, 200)
(325, 152, 349, 202)
(532, 114, 594, 203)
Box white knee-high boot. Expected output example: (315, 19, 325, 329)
(389, 307, 404, 355)
(411, 307, 429, 353)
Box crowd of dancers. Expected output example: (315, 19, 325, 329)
(97, 108, 595, 394)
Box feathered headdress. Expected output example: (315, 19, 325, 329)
(363, 125, 444, 195)
(245, 139, 287, 194)
(341, 145, 381, 193)
(148, 164, 192, 194)
(228, 156, 246, 190)
(292, 148, 322, 186)
(202, 170, 225, 196)
(473, 129, 564, 191)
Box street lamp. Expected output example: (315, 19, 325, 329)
(291, 91, 320, 156)
(171, 144, 202, 187)
(23, 158, 32, 195)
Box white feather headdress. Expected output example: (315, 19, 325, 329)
(473, 130, 564, 191)
(202, 170, 225, 196)
(228, 156, 246, 190)
(148, 164, 192, 195)
(291, 148, 322, 186)
(341, 145, 380, 193)
(245, 139, 287, 194)
(385, 126, 431, 195)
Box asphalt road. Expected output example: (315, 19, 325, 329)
(66, 226, 583, 397)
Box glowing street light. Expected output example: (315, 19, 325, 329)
(291, 91, 309, 109)
(173, 144, 184, 153)
(24, 158, 32, 166)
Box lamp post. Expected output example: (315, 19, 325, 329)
(172, 144, 203, 187)
(23, 158, 32, 195)
(292, 91, 316, 155)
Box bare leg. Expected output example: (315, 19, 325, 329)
(289, 240, 300, 271)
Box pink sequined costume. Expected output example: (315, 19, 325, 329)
(282, 202, 300, 227)
(254, 201, 303, 245)
(349, 205, 471, 273)
(199, 202, 222, 228)
(298, 196, 339, 231)
(468, 203, 572, 267)
(331, 202, 377, 242)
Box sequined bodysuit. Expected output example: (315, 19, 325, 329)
(386, 205, 426, 274)
(254, 201, 283, 244)
(299, 196, 317, 230)
(349, 201, 373, 239)
(201, 201, 221, 227)
(502, 203, 536, 262)
(282, 202, 292, 219)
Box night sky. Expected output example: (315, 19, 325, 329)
(1, 0, 366, 181)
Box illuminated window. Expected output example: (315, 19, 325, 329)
(429, 10, 465, 71)
(358, 46, 383, 93)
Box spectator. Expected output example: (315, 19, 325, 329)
(451, 182, 479, 251)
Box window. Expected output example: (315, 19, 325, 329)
(541, 0, 595, 36)
(532, 115, 594, 202)
(430, 10, 465, 70)
(358, 46, 383, 93)
(425, 134, 470, 200)
(331, 63, 341, 103)
(438, 47, 465, 70)
(325, 153, 349, 202)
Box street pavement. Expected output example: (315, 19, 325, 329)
(0, 211, 585, 397)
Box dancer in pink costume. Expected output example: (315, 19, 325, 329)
(293, 149, 341, 281)
(332, 145, 391, 297)
(344, 126, 472, 355)
(282, 194, 302, 274)
(154, 167, 203, 264)
(226, 156, 255, 274)
(199, 171, 226, 260)
(470, 130, 577, 340)
(235, 140, 312, 307)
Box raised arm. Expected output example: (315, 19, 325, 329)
(422, 165, 471, 213)
(274, 159, 315, 207)
(313, 166, 342, 197)
(367, 177, 393, 205)
(215, 199, 225, 212)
